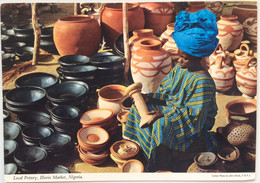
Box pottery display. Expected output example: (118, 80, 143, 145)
(53, 15, 101, 56)
(131, 38, 171, 93)
(232, 4, 257, 24)
(236, 57, 257, 98)
(78, 145, 109, 165)
(121, 159, 144, 173)
(186, 2, 206, 13)
(140, 2, 175, 36)
(208, 56, 235, 93)
(217, 15, 244, 51)
(206, 2, 224, 20)
(208, 44, 232, 68)
(159, 23, 174, 45)
(243, 17, 257, 50)
(233, 44, 254, 71)
(100, 3, 145, 47)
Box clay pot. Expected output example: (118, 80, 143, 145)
(121, 159, 144, 173)
(186, 2, 206, 13)
(100, 3, 145, 47)
(232, 4, 257, 24)
(110, 140, 140, 160)
(119, 94, 132, 111)
(53, 15, 101, 56)
(159, 23, 174, 45)
(117, 111, 130, 135)
(208, 56, 235, 93)
(206, 2, 224, 20)
(236, 57, 257, 98)
(243, 17, 257, 50)
(194, 152, 218, 170)
(140, 2, 175, 36)
(131, 38, 172, 94)
(97, 84, 127, 114)
(217, 15, 244, 51)
(209, 44, 232, 68)
(162, 35, 178, 66)
(233, 44, 254, 71)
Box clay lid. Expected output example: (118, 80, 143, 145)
(110, 140, 140, 160)
(121, 159, 144, 173)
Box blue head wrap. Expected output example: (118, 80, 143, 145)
(172, 9, 219, 57)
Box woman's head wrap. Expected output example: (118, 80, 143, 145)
(172, 9, 219, 58)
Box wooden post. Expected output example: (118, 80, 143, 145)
(123, 3, 131, 82)
(74, 3, 80, 15)
(31, 3, 41, 66)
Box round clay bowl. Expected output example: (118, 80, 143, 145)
(39, 133, 72, 149)
(37, 165, 70, 173)
(15, 46, 34, 61)
(79, 151, 108, 165)
(58, 55, 90, 66)
(58, 65, 97, 77)
(4, 163, 18, 174)
(22, 125, 54, 141)
(194, 152, 218, 169)
(117, 111, 130, 124)
(4, 140, 18, 159)
(217, 145, 240, 162)
(121, 159, 144, 173)
(15, 72, 59, 89)
(110, 153, 127, 168)
(110, 140, 140, 160)
(4, 122, 21, 140)
(3, 109, 11, 121)
(3, 42, 26, 53)
(17, 110, 51, 127)
(50, 105, 80, 120)
(78, 145, 109, 161)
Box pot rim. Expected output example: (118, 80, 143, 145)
(98, 84, 126, 102)
(103, 3, 140, 11)
(58, 15, 95, 23)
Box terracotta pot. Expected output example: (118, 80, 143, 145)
(162, 36, 178, 67)
(159, 23, 175, 45)
(53, 15, 101, 56)
(232, 4, 257, 24)
(97, 84, 127, 114)
(186, 2, 206, 13)
(206, 2, 224, 20)
(243, 17, 257, 49)
(140, 2, 175, 36)
(217, 15, 244, 51)
(236, 57, 257, 98)
(131, 38, 172, 93)
(121, 159, 144, 173)
(100, 3, 145, 47)
(209, 44, 232, 68)
(233, 44, 254, 71)
(208, 56, 235, 93)
(110, 140, 140, 160)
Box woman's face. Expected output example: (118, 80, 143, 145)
(177, 49, 201, 69)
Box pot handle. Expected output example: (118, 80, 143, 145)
(239, 43, 251, 56)
(244, 57, 257, 69)
(216, 56, 224, 69)
(213, 44, 223, 55)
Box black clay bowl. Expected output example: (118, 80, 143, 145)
(50, 105, 80, 120)
(15, 46, 34, 61)
(37, 165, 70, 173)
(40, 40, 58, 53)
(22, 125, 53, 141)
(39, 133, 71, 150)
(17, 111, 51, 127)
(58, 55, 90, 67)
(14, 33, 34, 44)
(41, 27, 53, 39)
(3, 42, 26, 53)
(13, 24, 42, 34)
(4, 163, 18, 174)
(60, 74, 95, 85)
(1, 34, 10, 45)
(58, 65, 97, 77)
(46, 81, 89, 103)
(3, 109, 11, 121)
(113, 31, 133, 56)
(4, 140, 18, 159)
(4, 122, 21, 140)
(4, 86, 46, 107)
(15, 72, 59, 89)
(91, 55, 125, 67)
(90, 52, 114, 58)
(97, 64, 124, 76)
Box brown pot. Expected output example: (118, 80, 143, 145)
(100, 3, 145, 47)
(206, 2, 224, 20)
(186, 2, 206, 13)
(140, 2, 175, 36)
(110, 140, 140, 160)
(121, 159, 144, 173)
(232, 4, 257, 24)
(53, 15, 101, 56)
(233, 44, 254, 71)
(159, 23, 175, 45)
(209, 44, 232, 68)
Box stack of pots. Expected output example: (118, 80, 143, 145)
(77, 126, 110, 165)
(40, 27, 58, 54)
(243, 17, 257, 51)
(13, 24, 37, 46)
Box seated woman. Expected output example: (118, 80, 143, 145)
(123, 9, 219, 172)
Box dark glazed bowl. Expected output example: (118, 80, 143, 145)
(4, 140, 18, 159)
(15, 46, 34, 61)
(91, 55, 125, 67)
(4, 122, 21, 140)
(50, 105, 80, 120)
(37, 165, 70, 173)
(58, 55, 90, 66)
(58, 65, 97, 77)
(3, 42, 26, 53)
(17, 111, 51, 127)
(22, 125, 53, 141)
(39, 133, 72, 150)
(90, 52, 114, 58)
(13, 24, 42, 34)
(113, 31, 133, 56)
(14, 33, 34, 44)
(15, 72, 59, 89)
(4, 163, 18, 174)
(41, 27, 53, 39)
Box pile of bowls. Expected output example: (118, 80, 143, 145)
(13, 24, 40, 46)
(4, 140, 18, 163)
(110, 140, 140, 168)
(17, 110, 51, 127)
(15, 46, 34, 61)
(77, 126, 110, 165)
(40, 27, 58, 54)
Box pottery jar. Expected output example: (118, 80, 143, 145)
(100, 3, 145, 47)
(208, 44, 232, 68)
(208, 56, 235, 94)
(159, 23, 175, 45)
(243, 17, 257, 49)
(162, 32, 178, 66)
(233, 44, 254, 71)
(186, 2, 206, 13)
(131, 38, 172, 94)
(236, 57, 257, 98)
(232, 4, 257, 24)
(217, 15, 244, 51)
(140, 2, 175, 36)
(206, 2, 224, 20)
(53, 15, 101, 56)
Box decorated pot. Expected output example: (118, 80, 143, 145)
(186, 2, 206, 13)
(208, 44, 232, 69)
(236, 57, 257, 98)
(100, 3, 145, 47)
(53, 15, 101, 56)
(208, 56, 235, 94)
(140, 2, 175, 36)
(232, 4, 257, 24)
(131, 38, 172, 94)
(233, 44, 254, 71)
(217, 15, 244, 51)
(159, 23, 175, 45)
(206, 2, 224, 20)
(243, 17, 257, 50)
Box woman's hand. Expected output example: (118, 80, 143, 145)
(139, 110, 164, 128)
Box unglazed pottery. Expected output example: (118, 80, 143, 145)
(140, 2, 175, 36)
(232, 4, 257, 23)
(186, 2, 206, 13)
(217, 15, 244, 51)
(110, 153, 128, 168)
(233, 44, 254, 71)
(53, 15, 101, 56)
(208, 44, 232, 68)
(243, 17, 257, 50)
(206, 2, 224, 20)
(121, 159, 144, 173)
(159, 23, 175, 45)
(131, 38, 172, 94)
(78, 145, 109, 165)
(117, 110, 130, 135)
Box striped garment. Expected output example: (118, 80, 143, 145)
(123, 64, 218, 161)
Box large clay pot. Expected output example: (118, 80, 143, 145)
(208, 44, 232, 69)
(206, 2, 224, 20)
(208, 56, 235, 94)
(100, 3, 145, 47)
(159, 23, 175, 45)
(186, 2, 206, 13)
(243, 17, 257, 50)
(140, 2, 175, 36)
(217, 15, 244, 51)
(162, 35, 178, 67)
(131, 38, 172, 94)
(236, 57, 257, 98)
(233, 44, 254, 71)
(232, 4, 257, 24)
(53, 15, 101, 56)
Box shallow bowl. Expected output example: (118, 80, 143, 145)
(78, 126, 109, 146)
(4, 163, 18, 174)
(80, 109, 115, 126)
(3, 42, 26, 53)
(39, 133, 71, 150)
(90, 55, 125, 67)
(4, 122, 21, 140)
(22, 125, 53, 141)
(194, 152, 218, 169)
(58, 55, 90, 67)
(17, 110, 51, 127)
(110, 140, 140, 160)
(15, 46, 34, 61)
(121, 159, 144, 173)
(58, 65, 97, 77)
(4, 140, 18, 159)
(50, 105, 80, 120)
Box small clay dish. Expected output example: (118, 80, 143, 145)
(58, 55, 90, 67)
(50, 105, 80, 120)
(15, 72, 59, 89)
(22, 125, 53, 141)
(78, 145, 109, 160)
(3, 42, 26, 53)
(121, 159, 144, 173)
(4, 140, 18, 159)
(15, 46, 34, 61)
(78, 150, 108, 165)
(58, 65, 97, 77)
(37, 165, 70, 173)
(3, 109, 11, 121)
(4, 163, 18, 174)
(194, 152, 218, 169)
(110, 140, 140, 160)
(110, 153, 127, 168)
(4, 122, 21, 140)
(17, 110, 51, 127)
